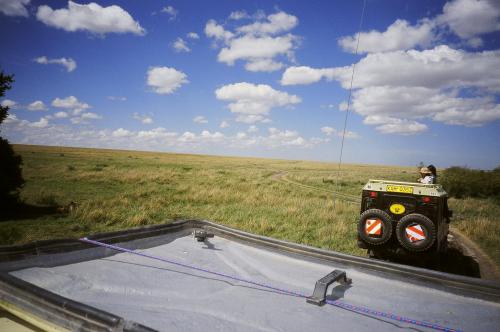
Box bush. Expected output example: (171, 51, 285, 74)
(441, 166, 500, 199)
(0, 70, 24, 204)
(0, 136, 24, 202)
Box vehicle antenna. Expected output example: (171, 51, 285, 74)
(334, 0, 366, 210)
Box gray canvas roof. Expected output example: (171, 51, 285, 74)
(4, 226, 499, 332)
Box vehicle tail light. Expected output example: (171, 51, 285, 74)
(370, 191, 378, 198)
(422, 196, 431, 203)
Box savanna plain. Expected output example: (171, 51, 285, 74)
(2, 144, 499, 268)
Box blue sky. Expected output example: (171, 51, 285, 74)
(1, 0, 499, 169)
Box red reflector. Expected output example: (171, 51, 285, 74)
(370, 191, 378, 198)
(423, 196, 431, 203)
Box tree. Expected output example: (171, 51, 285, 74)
(0, 71, 13, 124)
(0, 70, 24, 203)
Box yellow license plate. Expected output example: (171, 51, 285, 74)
(386, 185, 413, 194)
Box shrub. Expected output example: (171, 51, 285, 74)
(0, 70, 24, 203)
(0, 137, 24, 201)
(441, 166, 500, 199)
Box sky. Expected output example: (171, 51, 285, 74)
(0, 0, 499, 169)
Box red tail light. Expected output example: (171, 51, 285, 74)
(370, 191, 378, 198)
(422, 196, 431, 203)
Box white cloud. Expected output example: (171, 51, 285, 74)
(52, 96, 90, 113)
(177, 130, 225, 144)
(218, 34, 295, 68)
(339, 19, 435, 54)
(70, 111, 102, 124)
(34, 56, 77, 72)
(107, 96, 127, 101)
(466, 37, 483, 48)
(133, 113, 153, 124)
(215, 82, 301, 123)
(147, 66, 188, 95)
(81, 112, 101, 120)
(247, 125, 258, 133)
(339, 102, 348, 111)
(50, 97, 97, 124)
(237, 11, 298, 35)
(54, 111, 68, 118)
(27, 100, 47, 111)
(187, 32, 199, 39)
(161, 5, 177, 20)
(204, 19, 234, 42)
(337, 0, 500, 54)
(172, 38, 190, 52)
(282, 46, 500, 128)
(137, 127, 177, 140)
(1, 99, 18, 109)
(29, 117, 49, 128)
(229, 10, 249, 20)
(266, 127, 308, 147)
(354, 86, 500, 129)
(219, 120, 230, 128)
(193, 115, 208, 124)
(245, 59, 283, 72)
(200, 130, 224, 140)
(178, 131, 196, 143)
(4, 114, 18, 124)
(321, 126, 336, 136)
(112, 128, 133, 137)
(280, 66, 336, 85)
(284, 45, 500, 133)
(171, 127, 319, 149)
(205, 11, 299, 72)
(437, 0, 500, 39)
(320, 126, 359, 139)
(371, 119, 428, 135)
(3, 117, 326, 153)
(0, 0, 30, 17)
(36, 1, 145, 36)
(329, 46, 500, 92)
(342, 131, 360, 139)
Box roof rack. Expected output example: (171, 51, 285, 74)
(363, 179, 447, 197)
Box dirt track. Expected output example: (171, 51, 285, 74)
(450, 228, 500, 281)
(271, 171, 360, 203)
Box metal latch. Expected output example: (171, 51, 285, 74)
(193, 230, 214, 242)
(307, 270, 352, 306)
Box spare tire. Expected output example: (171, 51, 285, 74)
(358, 209, 393, 245)
(396, 214, 436, 252)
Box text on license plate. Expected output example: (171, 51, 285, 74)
(386, 185, 414, 194)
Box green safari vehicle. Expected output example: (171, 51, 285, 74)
(357, 180, 452, 258)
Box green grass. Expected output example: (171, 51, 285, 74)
(2, 144, 499, 267)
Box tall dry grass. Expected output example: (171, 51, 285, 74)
(2, 145, 498, 266)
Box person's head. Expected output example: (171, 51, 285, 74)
(420, 167, 431, 176)
(427, 164, 437, 177)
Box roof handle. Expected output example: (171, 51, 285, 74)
(307, 270, 352, 306)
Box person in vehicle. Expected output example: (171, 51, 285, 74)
(427, 164, 437, 183)
(418, 167, 436, 184)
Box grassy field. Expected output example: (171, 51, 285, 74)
(2, 144, 498, 267)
